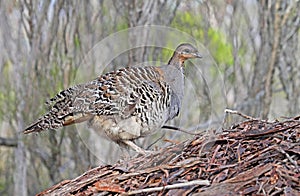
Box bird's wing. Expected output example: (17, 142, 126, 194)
(23, 66, 167, 134)
(88, 66, 169, 118)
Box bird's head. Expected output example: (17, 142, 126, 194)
(169, 43, 202, 66)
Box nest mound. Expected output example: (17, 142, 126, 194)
(39, 116, 300, 195)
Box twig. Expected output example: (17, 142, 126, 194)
(224, 109, 268, 122)
(276, 146, 299, 172)
(125, 179, 210, 195)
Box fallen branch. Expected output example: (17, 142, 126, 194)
(276, 146, 299, 172)
(126, 179, 210, 195)
(224, 108, 267, 122)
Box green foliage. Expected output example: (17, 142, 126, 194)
(115, 19, 128, 31)
(47, 63, 63, 98)
(237, 40, 247, 66)
(0, 90, 4, 121)
(0, 181, 4, 194)
(171, 11, 204, 40)
(159, 11, 202, 66)
(207, 28, 233, 66)
(74, 34, 81, 48)
(171, 11, 234, 77)
(101, 3, 128, 33)
(0, 60, 16, 121)
(48, 61, 74, 98)
(160, 48, 173, 63)
(2, 60, 12, 80)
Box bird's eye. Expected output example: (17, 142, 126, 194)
(183, 49, 190, 53)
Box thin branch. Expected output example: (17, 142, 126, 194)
(126, 179, 210, 195)
(224, 108, 269, 122)
(0, 137, 17, 147)
(262, 0, 282, 118)
(276, 146, 299, 172)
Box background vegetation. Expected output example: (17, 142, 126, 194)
(0, 0, 299, 195)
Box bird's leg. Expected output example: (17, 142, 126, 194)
(123, 140, 149, 155)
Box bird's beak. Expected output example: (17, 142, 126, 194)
(194, 52, 202, 58)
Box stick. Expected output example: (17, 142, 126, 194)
(276, 147, 299, 172)
(125, 179, 210, 195)
(224, 109, 268, 122)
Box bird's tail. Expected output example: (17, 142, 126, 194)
(23, 84, 94, 134)
(23, 111, 63, 134)
(23, 111, 93, 134)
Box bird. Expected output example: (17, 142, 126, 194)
(23, 43, 202, 154)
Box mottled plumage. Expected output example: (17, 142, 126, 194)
(24, 43, 201, 154)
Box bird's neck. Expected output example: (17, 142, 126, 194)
(168, 52, 185, 70)
(161, 53, 186, 104)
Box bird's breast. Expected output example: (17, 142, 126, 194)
(89, 115, 160, 142)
